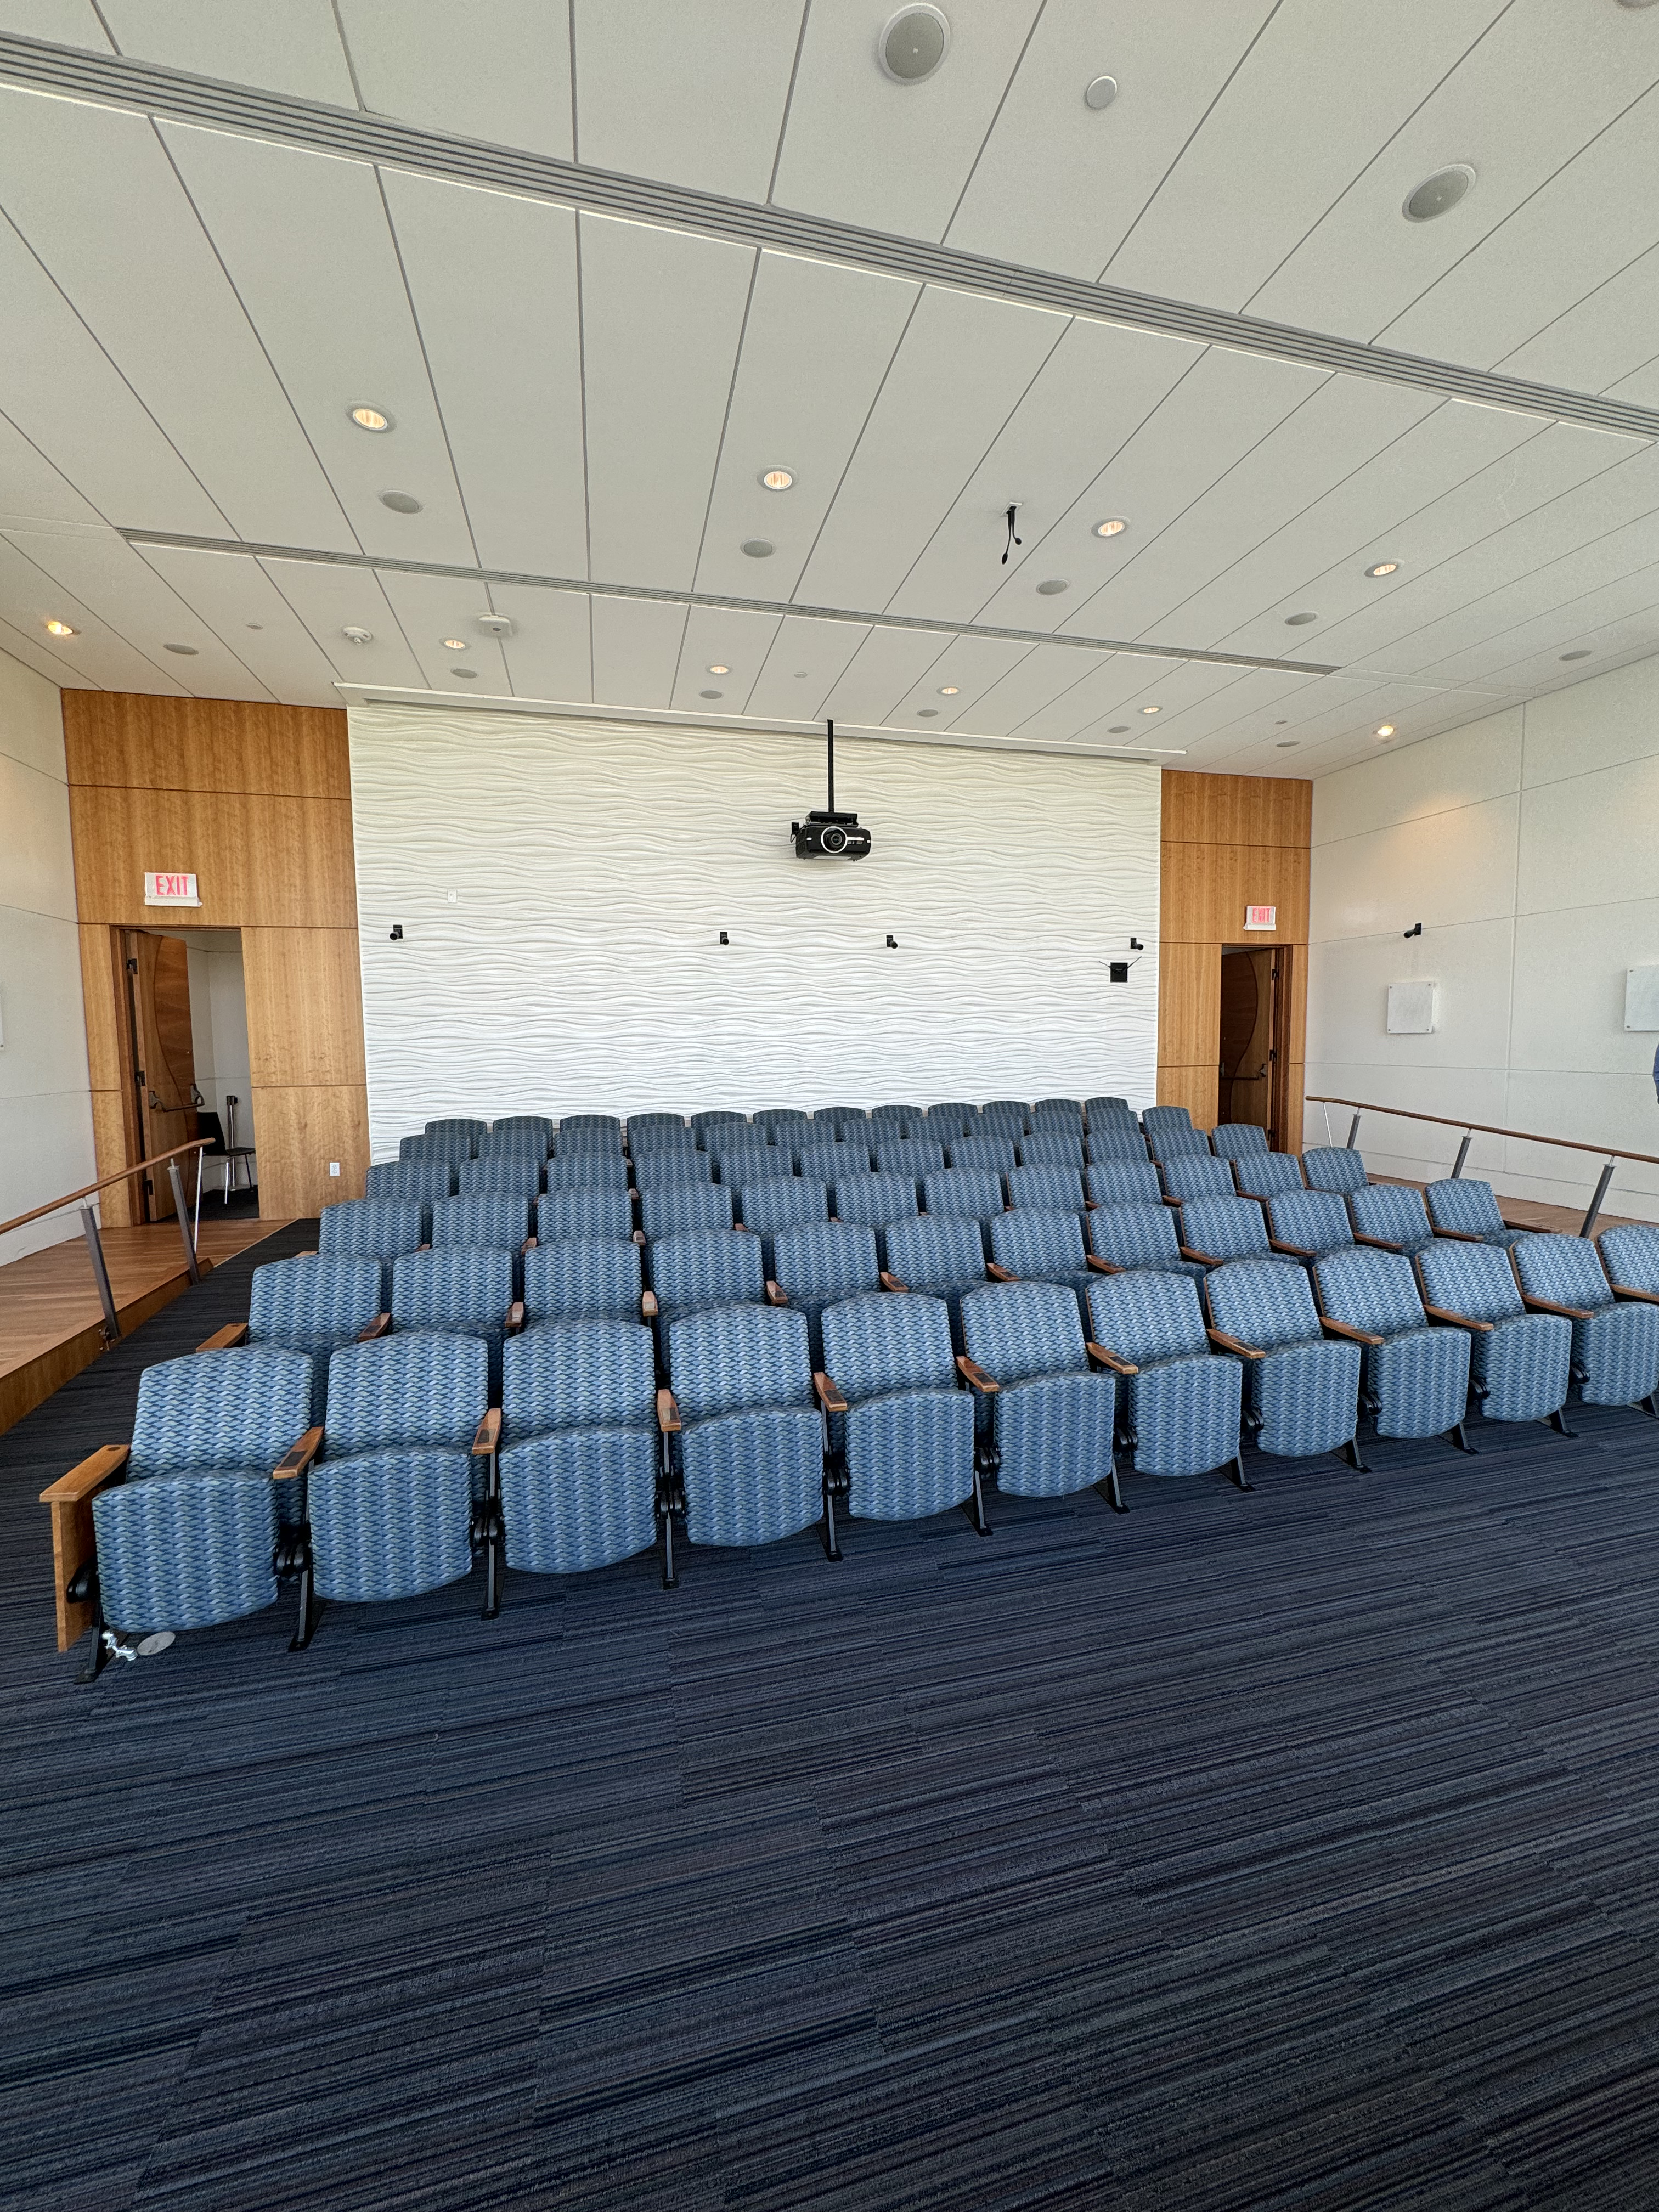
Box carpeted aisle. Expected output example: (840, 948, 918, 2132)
(5, 1233, 1659, 2209)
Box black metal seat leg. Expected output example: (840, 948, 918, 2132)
(1449, 1421, 1478, 1454)
(1094, 1453, 1127, 1512)
(1341, 1435, 1370, 1473)
(660, 1510, 679, 1590)
(1547, 1407, 1577, 1438)
(1226, 1454, 1254, 1492)
(289, 1559, 319, 1651)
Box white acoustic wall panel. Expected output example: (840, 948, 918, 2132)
(348, 704, 1160, 1152)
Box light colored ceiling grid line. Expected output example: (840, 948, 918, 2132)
(1397, 535, 1659, 692)
(1003, 647, 1123, 741)
(326, 0, 367, 111)
(373, 163, 483, 572)
(116, 527, 1342, 675)
(0, 399, 120, 535)
(764, 2, 813, 206)
(3, 31, 1656, 442)
(565, 0, 579, 161)
(124, 536, 283, 697)
(671, 246, 763, 703)
(939, 0, 1052, 244)
(4, 524, 195, 695)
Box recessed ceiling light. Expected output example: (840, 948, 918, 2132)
(246, 623, 263, 631)
(1374, 723, 1396, 739)
(759, 469, 793, 492)
(938, 684, 959, 695)
(442, 638, 467, 651)
(700, 689, 723, 700)
(380, 490, 422, 514)
(741, 538, 774, 558)
(348, 404, 393, 432)
(1141, 704, 1161, 714)
(1404, 164, 1476, 222)
(163, 642, 199, 656)
(1284, 611, 1318, 626)
(794, 670, 809, 678)
(43, 617, 76, 637)
(1084, 75, 1118, 111)
(707, 663, 730, 675)
(1036, 578, 1069, 595)
(1276, 740, 1300, 750)
(916, 708, 939, 718)
(342, 626, 374, 645)
(451, 668, 478, 680)
(878, 5, 949, 83)
(1560, 648, 1592, 662)
(1093, 517, 1128, 538)
(1365, 561, 1399, 578)
(1108, 725, 1129, 733)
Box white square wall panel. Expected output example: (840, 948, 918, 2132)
(1625, 967, 1659, 1032)
(1387, 981, 1437, 1035)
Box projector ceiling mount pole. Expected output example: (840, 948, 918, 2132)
(826, 719, 834, 813)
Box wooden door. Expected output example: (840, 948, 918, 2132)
(125, 931, 198, 1220)
(1218, 948, 1276, 1130)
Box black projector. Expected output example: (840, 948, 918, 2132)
(792, 809, 872, 860)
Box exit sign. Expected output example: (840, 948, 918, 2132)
(1244, 905, 1277, 932)
(144, 871, 200, 906)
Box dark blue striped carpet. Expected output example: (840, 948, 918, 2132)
(6, 1227, 1659, 2209)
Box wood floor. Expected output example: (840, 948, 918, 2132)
(0, 1213, 291, 1438)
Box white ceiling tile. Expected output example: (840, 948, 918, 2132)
(820, 625, 954, 726)
(132, 542, 346, 706)
(669, 605, 783, 716)
(1105, 0, 1506, 311)
(487, 583, 593, 703)
(1602, 346, 1659, 411)
(743, 615, 869, 721)
(160, 120, 477, 563)
(1249, 0, 1659, 342)
(0, 2, 110, 48)
(771, 0, 1045, 241)
(795, 285, 1066, 613)
(693, 251, 918, 602)
(98, 0, 358, 104)
(0, 408, 108, 534)
(0, 93, 353, 548)
(257, 557, 426, 689)
(956, 642, 1110, 736)
(590, 593, 686, 708)
(573, 0, 802, 199)
(371, 568, 514, 693)
(1013, 651, 1203, 743)
(337, 0, 574, 157)
(0, 610, 97, 690)
(885, 634, 1033, 729)
(1498, 243, 1659, 399)
(381, 170, 588, 578)
(578, 213, 755, 592)
(0, 531, 185, 694)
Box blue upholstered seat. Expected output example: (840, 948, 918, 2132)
(1180, 1197, 1272, 1267)
(753, 1108, 811, 1136)
(737, 1177, 829, 1272)
(1086, 1159, 1163, 1209)
(691, 1110, 747, 1140)
(431, 1193, 532, 1252)
(820, 1293, 981, 1528)
(1085, 1272, 1245, 1482)
(1267, 1189, 1355, 1262)
(640, 1182, 735, 1241)
(318, 1199, 423, 1303)
(1417, 1239, 1571, 1426)
(543, 1153, 631, 1193)
(647, 1227, 768, 1332)
(988, 1207, 1097, 1308)
(1598, 1223, 1659, 1297)
(1233, 1153, 1307, 1201)
(666, 1305, 828, 1552)
(492, 1115, 555, 1147)
(628, 1122, 697, 1154)
(832, 1171, 919, 1233)
(1425, 1178, 1523, 1248)
(537, 1187, 633, 1245)
(1006, 1162, 1088, 1216)
(958, 1279, 1119, 1505)
(364, 1159, 455, 1213)
(949, 1136, 1017, 1176)
(522, 1238, 646, 1327)
(1141, 1105, 1192, 1136)
(1511, 1233, 1659, 1412)
(1204, 1259, 1362, 1465)
(870, 1102, 922, 1127)
(799, 1139, 871, 1181)
(883, 1212, 991, 1340)
(552, 1127, 625, 1157)
(560, 1115, 623, 1136)
(1347, 1183, 1437, 1256)
(1210, 1124, 1269, 1161)
(478, 1126, 553, 1161)
(1146, 1125, 1212, 1161)
(982, 1099, 1031, 1131)
(245, 1254, 384, 1421)
(426, 1118, 488, 1139)
(399, 1130, 475, 1164)
(390, 1249, 516, 1398)
(458, 1156, 543, 1200)
(923, 1102, 977, 1138)
(771, 1221, 882, 1363)
(874, 1139, 946, 1181)
(1159, 1154, 1235, 1205)
(1085, 1096, 1131, 1120)
(1086, 1127, 1150, 1164)
(922, 1167, 1005, 1227)
(626, 1113, 685, 1130)
(710, 1143, 777, 1190)
(1302, 1146, 1368, 1194)
(1087, 1203, 1207, 1283)
(1032, 1098, 1084, 1127)
(1313, 1249, 1472, 1444)
(632, 1149, 712, 1190)
(1019, 1132, 1085, 1170)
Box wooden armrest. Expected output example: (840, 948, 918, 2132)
(1432, 1226, 1487, 1243)
(1269, 1238, 1317, 1259)
(640, 1289, 659, 1318)
(1608, 1282, 1659, 1305)
(633, 1228, 646, 1245)
(1521, 1293, 1593, 1320)
(814, 1370, 849, 1414)
(879, 1271, 909, 1292)
(657, 1387, 681, 1434)
(628, 1188, 639, 1204)
(522, 1235, 537, 1252)
(1161, 1195, 1182, 1207)
(1421, 1301, 1493, 1333)
(1207, 1327, 1265, 1360)
(40, 1442, 131, 1505)
(197, 1321, 248, 1351)
(1321, 1317, 1384, 1346)
(986, 1262, 1019, 1282)
(471, 1408, 501, 1456)
(1085, 1252, 1120, 1274)
(765, 1280, 789, 1306)
(273, 1426, 323, 1480)
(955, 1353, 999, 1395)
(1352, 1233, 1401, 1249)
(1084, 1198, 1098, 1210)
(1181, 1246, 1223, 1267)
(356, 1312, 392, 1341)
(505, 1300, 526, 1334)
(1086, 1341, 1138, 1376)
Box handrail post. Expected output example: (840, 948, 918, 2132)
(1452, 1132, 1473, 1179)
(166, 1159, 202, 1283)
(79, 1205, 121, 1345)
(1346, 1111, 1361, 1148)
(1581, 1160, 1616, 1240)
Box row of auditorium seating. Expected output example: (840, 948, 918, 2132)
(48, 1217, 1659, 1677)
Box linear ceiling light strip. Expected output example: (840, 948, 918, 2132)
(4, 33, 1656, 444)
(120, 528, 1340, 675)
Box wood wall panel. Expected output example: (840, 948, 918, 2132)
(68, 785, 357, 928)
(63, 694, 349, 799)
(244, 929, 367, 1088)
(89, 1090, 137, 1227)
(1157, 943, 1222, 1068)
(249, 1086, 369, 1212)
(1161, 770, 1311, 850)
(77, 922, 125, 1093)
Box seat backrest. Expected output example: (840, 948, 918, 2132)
(1086, 1270, 1207, 1363)
(628, 1122, 697, 1154)
(710, 1144, 777, 1189)
(1181, 1197, 1270, 1263)
(924, 1102, 976, 1137)
(1204, 1257, 1322, 1351)
(1233, 1153, 1307, 1199)
(1146, 1125, 1212, 1161)
(399, 1131, 473, 1164)
(492, 1115, 555, 1144)
(960, 1278, 1086, 1384)
(632, 1149, 713, 1190)
(640, 1181, 736, 1239)
(833, 1171, 919, 1229)
(129, 1346, 313, 1479)
(979, 1105, 1030, 1139)
(983, 1098, 1030, 1120)
(1313, 1248, 1427, 1336)
(869, 1102, 920, 1126)
(1510, 1232, 1614, 1314)
(669, 1302, 814, 1422)
(1598, 1223, 1659, 1295)
(989, 1206, 1088, 1276)
(522, 1237, 642, 1325)
(817, 1108, 867, 1139)
(772, 1220, 881, 1303)
(874, 1138, 946, 1178)
(365, 1159, 455, 1204)
(923, 1167, 1005, 1223)
(500, 1318, 655, 1444)
(458, 1156, 543, 1199)
(1141, 1105, 1193, 1134)
(884, 1212, 987, 1290)
(318, 1198, 422, 1261)
(1087, 1201, 1182, 1271)
(1086, 1159, 1163, 1208)
(249, 1255, 383, 1344)
(559, 1114, 622, 1133)
(1032, 1097, 1084, 1124)
(551, 1127, 624, 1156)
(324, 1331, 488, 1457)
(431, 1193, 531, 1250)
(1267, 1189, 1352, 1255)
(821, 1291, 955, 1401)
(426, 1117, 488, 1138)
(799, 1139, 869, 1183)
(627, 1113, 684, 1130)
(544, 1153, 631, 1193)
(1087, 1127, 1150, 1164)
(1424, 1178, 1507, 1236)
(1301, 1146, 1368, 1194)
(1210, 1124, 1269, 1160)
(390, 1248, 514, 1334)
(738, 1176, 829, 1239)
(752, 1107, 810, 1132)
(647, 1227, 765, 1313)
(537, 1187, 633, 1244)
(1007, 1163, 1087, 1214)
(476, 1127, 551, 1162)
(1348, 1184, 1432, 1249)
(949, 1136, 1017, 1176)
(1160, 1154, 1234, 1204)
(691, 1110, 747, 1135)
(1085, 1096, 1131, 1120)
(1019, 1132, 1085, 1170)
(1416, 1237, 1525, 1323)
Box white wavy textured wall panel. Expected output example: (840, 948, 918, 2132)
(348, 706, 1160, 1152)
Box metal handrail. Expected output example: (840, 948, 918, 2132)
(1306, 1094, 1652, 1238)
(0, 1137, 212, 1347)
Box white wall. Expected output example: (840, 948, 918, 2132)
(348, 704, 1160, 1155)
(0, 647, 95, 1264)
(1307, 652, 1659, 1223)
(185, 936, 257, 1175)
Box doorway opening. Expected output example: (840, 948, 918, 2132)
(1218, 944, 1296, 1147)
(115, 927, 257, 1222)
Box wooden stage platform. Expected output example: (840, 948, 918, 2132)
(0, 1215, 290, 1437)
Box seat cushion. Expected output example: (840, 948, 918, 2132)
(1470, 1313, 1571, 1423)
(500, 1427, 659, 1575)
(843, 1387, 975, 1520)
(1126, 1355, 1242, 1476)
(93, 1472, 278, 1633)
(1573, 1301, 1659, 1407)
(992, 1372, 1116, 1498)
(680, 1406, 825, 1547)
(1250, 1338, 1361, 1459)
(1365, 1328, 1470, 1438)
(307, 1448, 475, 1602)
